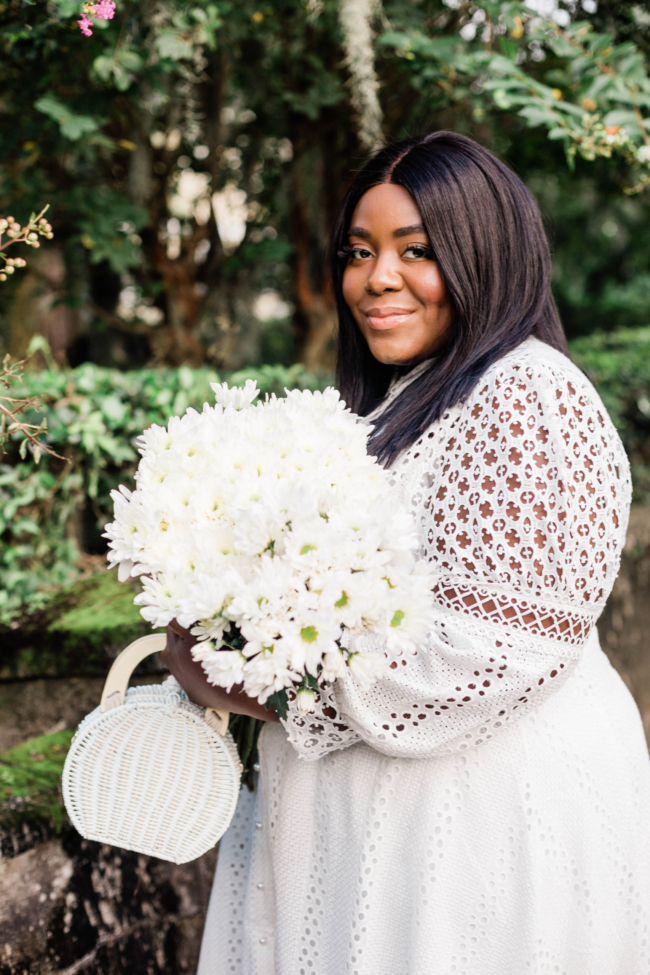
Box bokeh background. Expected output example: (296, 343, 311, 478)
(1, 1, 650, 972)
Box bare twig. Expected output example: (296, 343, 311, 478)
(0, 355, 66, 462)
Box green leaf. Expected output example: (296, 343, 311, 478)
(549, 35, 581, 59)
(497, 37, 519, 62)
(61, 115, 99, 140)
(34, 95, 99, 142)
(51, 0, 82, 14)
(264, 690, 289, 721)
(492, 88, 518, 110)
(584, 74, 614, 100)
(518, 105, 561, 127)
(603, 109, 641, 129)
(156, 29, 194, 61)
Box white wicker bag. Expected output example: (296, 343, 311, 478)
(62, 634, 242, 864)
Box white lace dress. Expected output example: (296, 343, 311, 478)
(198, 337, 650, 975)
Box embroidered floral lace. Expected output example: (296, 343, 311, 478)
(281, 338, 631, 759)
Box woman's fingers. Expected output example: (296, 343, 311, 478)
(169, 617, 193, 641)
(160, 620, 279, 720)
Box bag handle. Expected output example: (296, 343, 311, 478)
(99, 633, 230, 735)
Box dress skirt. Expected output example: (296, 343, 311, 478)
(197, 632, 650, 975)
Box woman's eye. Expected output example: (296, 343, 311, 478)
(403, 244, 432, 259)
(349, 246, 373, 260)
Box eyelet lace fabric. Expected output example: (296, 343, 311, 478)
(198, 338, 650, 975)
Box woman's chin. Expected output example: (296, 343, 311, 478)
(369, 344, 424, 366)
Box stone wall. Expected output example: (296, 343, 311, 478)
(0, 829, 217, 975)
(1, 506, 650, 974)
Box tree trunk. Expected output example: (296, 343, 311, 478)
(289, 122, 338, 373)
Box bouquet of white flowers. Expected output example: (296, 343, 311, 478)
(103, 381, 435, 720)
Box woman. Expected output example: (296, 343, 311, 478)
(164, 132, 650, 974)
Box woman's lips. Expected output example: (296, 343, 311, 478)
(364, 308, 415, 331)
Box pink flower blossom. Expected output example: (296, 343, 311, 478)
(78, 13, 93, 35)
(94, 0, 116, 21)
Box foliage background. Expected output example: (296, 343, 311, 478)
(2, 0, 650, 376)
(1, 0, 650, 627)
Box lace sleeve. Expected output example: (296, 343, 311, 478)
(281, 346, 631, 761)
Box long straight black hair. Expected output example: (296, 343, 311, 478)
(332, 131, 568, 466)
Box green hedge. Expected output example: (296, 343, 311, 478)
(2, 332, 650, 627)
(569, 328, 650, 502)
(1, 363, 329, 625)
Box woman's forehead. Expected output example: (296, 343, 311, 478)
(349, 184, 423, 236)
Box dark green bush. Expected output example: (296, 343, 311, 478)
(569, 327, 650, 502)
(0, 363, 330, 625)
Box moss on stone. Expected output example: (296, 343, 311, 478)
(52, 570, 145, 634)
(0, 729, 74, 851)
(0, 571, 153, 679)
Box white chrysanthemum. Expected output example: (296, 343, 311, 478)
(192, 642, 246, 691)
(347, 650, 388, 685)
(383, 569, 436, 655)
(320, 647, 346, 682)
(242, 650, 298, 704)
(228, 556, 300, 625)
(211, 379, 259, 410)
(134, 422, 177, 456)
(295, 687, 317, 713)
(107, 380, 433, 706)
(133, 573, 191, 628)
(279, 614, 342, 675)
(103, 487, 157, 571)
(176, 567, 239, 633)
(312, 569, 386, 634)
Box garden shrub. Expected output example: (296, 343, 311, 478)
(569, 327, 650, 502)
(0, 362, 329, 625)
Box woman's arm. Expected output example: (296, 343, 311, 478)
(161, 619, 279, 722)
(279, 353, 631, 760)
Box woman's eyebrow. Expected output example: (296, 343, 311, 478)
(346, 224, 427, 239)
(347, 226, 371, 239)
(392, 224, 426, 238)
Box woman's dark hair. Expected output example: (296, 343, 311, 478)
(332, 131, 568, 465)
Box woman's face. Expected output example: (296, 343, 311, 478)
(342, 183, 453, 366)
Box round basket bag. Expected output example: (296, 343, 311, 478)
(62, 634, 242, 864)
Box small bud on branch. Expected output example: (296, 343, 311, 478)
(0, 205, 55, 284)
(0, 354, 66, 463)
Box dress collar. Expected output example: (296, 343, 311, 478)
(365, 357, 435, 424)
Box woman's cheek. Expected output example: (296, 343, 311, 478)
(414, 265, 447, 308)
(342, 267, 361, 311)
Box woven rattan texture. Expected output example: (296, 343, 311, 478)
(63, 677, 241, 864)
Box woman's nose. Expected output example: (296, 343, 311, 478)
(366, 251, 403, 294)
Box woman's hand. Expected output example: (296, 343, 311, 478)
(160, 620, 279, 722)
